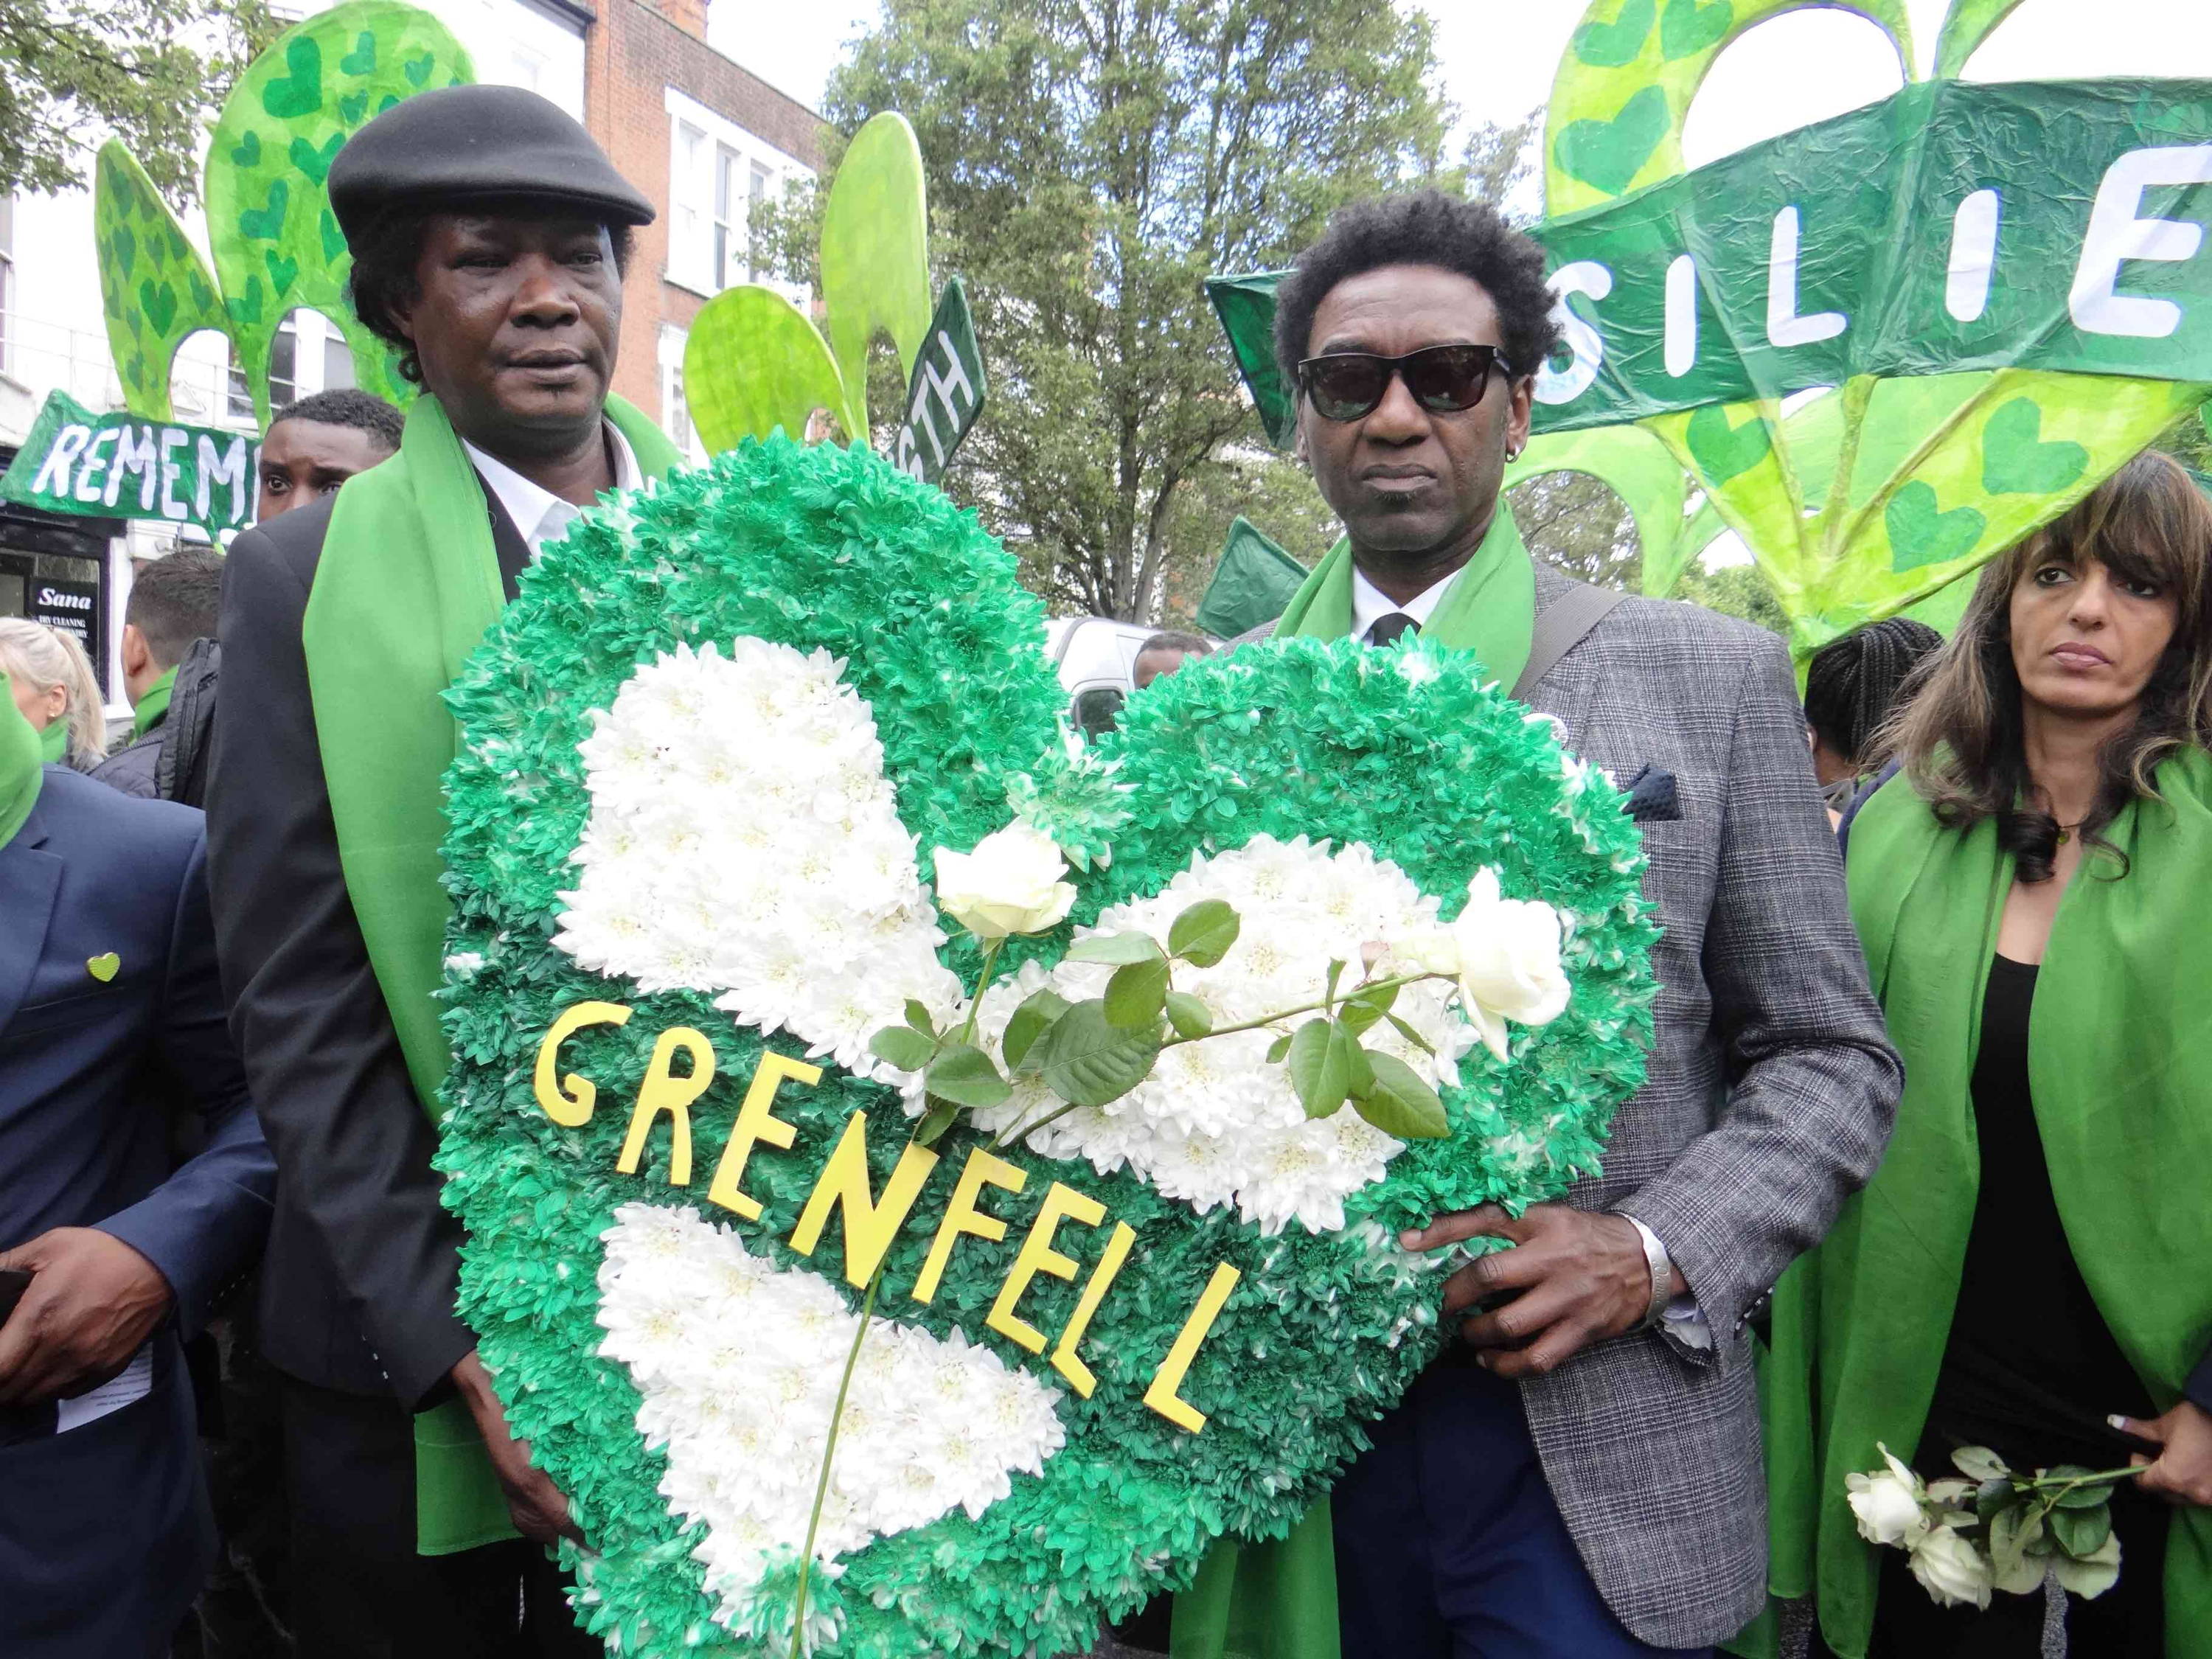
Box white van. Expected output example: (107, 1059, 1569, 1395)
(1043, 616, 1172, 737)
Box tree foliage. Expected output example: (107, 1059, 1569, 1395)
(0, 0, 275, 204)
(808, 0, 1460, 621)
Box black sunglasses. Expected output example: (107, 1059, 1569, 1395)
(1295, 344, 1515, 422)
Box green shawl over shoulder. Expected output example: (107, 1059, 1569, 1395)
(1761, 754, 2212, 1658)
(301, 392, 681, 1554)
(1172, 504, 1537, 1659)
(132, 667, 175, 741)
(1, 694, 41, 849)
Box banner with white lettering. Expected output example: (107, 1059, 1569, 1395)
(0, 389, 257, 538)
(894, 278, 988, 486)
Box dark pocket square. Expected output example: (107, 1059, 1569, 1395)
(1621, 764, 1681, 823)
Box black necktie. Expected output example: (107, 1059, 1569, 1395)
(1368, 612, 1419, 647)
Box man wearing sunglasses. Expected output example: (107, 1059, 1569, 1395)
(1191, 192, 1899, 1658)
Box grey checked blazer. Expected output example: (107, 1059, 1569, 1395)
(1245, 564, 1902, 1647)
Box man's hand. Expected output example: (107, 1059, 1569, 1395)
(1405, 1203, 1683, 1380)
(2115, 1401, 2212, 1508)
(0, 1228, 175, 1406)
(451, 1349, 585, 1545)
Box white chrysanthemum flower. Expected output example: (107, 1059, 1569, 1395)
(554, 641, 953, 1077)
(973, 835, 1492, 1234)
(596, 1204, 1065, 1628)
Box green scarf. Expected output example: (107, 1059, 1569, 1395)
(1, 694, 41, 849)
(1761, 755, 2212, 1658)
(1272, 503, 1535, 690)
(302, 392, 683, 1554)
(38, 718, 66, 765)
(1172, 504, 1537, 1659)
(132, 667, 175, 741)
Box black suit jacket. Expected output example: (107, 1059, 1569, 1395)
(206, 479, 529, 1403)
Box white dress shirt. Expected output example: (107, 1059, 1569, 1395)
(1349, 564, 1461, 643)
(462, 422, 642, 559)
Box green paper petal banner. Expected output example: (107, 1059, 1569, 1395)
(94, 144, 229, 423)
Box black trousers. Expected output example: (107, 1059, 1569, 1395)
(278, 1372, 598, 1659)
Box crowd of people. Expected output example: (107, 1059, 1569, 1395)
(3, 83, 2208, 1659)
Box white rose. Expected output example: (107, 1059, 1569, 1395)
(1847, 1469, 1927, 1548)
(1908, 1524, 1994, 1611)
(1446, 869, 1571, 1060)
(931, 822, 1077, 940)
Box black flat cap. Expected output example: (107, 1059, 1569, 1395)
(329, 85, 654, 245)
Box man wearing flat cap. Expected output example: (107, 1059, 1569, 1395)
(206, 86, 684, 1656)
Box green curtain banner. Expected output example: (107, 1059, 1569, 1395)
(0, 389, 257, 537)
(1212, 78, 2212, 438)
(1194, 515, 1309, 639)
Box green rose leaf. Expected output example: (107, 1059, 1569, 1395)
(1105, 956, 1171, 1029)
(1951, 1446, 2010, 1483)
(2051, 1533, 2122, 1600)
(2048, 1502, 2112, 1560)
(1287, 1017, 1354, 1120)
(904, 998, 939, 1037)
(923, 1042, 1011, 1110)
(1988, 1505, 2044, 1594)
(915, 1101, 959, 1148)
(1164, 990, 1213, 1040)
(1034, 998, 1161, 1109)
(1351, 1051, 1451, 1140)
(1383, 1010, 1436, 1056)
(1265, 1031, 1293, 1064)
(1002, 988, 1070, 1074)
(869, 1025, 934, 1073)
(1167, 897, 1240, 967)
(1065, 931, 1165, 967)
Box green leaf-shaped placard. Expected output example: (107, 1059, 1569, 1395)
(94, 142, 230, 422)
(1933, 0, 2028, 80)
(206, 0, 474, 425)
(683, 285, 856, 453)
(1544, 0, 1916, 218)
(819, 112, 934, 441)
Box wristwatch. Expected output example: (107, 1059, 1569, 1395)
(1615, 1211, 1674, 1332)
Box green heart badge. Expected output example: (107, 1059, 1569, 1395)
(86, 953, 120, 982)
(437, 438, 1657, 1655)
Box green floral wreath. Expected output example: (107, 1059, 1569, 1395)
(435, 436, 1658, 1657)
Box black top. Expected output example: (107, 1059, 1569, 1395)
(1925, 955, 2156, 1470)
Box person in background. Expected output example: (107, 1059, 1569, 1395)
(0, 618, 107, 771)
(1803, 617, 1943, 820)
(1767, 451, 2212, 1657)
(256, 388, 404, 523)
(90, 547, 225, 804)
(0, 692, 275, 1658)
(207, 85, 678, 1658)
(1133, 630, 1214, 690)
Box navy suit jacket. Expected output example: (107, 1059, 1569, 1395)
(0, 765, 275, 1653)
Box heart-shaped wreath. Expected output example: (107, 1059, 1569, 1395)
(435, 437, 1658, 1657)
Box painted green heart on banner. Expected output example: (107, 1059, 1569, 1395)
(1572, 0, 1656, 69)
(1885, 480, 1986, 572)
(1980, 397, 2088, 496)
(1660, 0, 1735, 60)
(259, 36, 324, 119)
(434, 437, 1658, 1657)
(1556, 85, 1671, 195)
(1684, 401, 1773, 486)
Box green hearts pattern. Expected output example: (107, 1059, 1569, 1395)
(434, 438, 1657, 1655)
(1572, 0, 1655, 69)
(1885, 479, 1987, 573)
(1555, 84, 1669, 196)
(1980, 397, 2088, 496)
(1660, 0, 1733, 60)
(201, 1, 476, 424)
(1683, 400, 1772, 485)
(92, 141, 229, 424)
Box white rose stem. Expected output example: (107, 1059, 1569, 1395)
(787, 936, 1006, 1658)
(991, 970, 1444, 1152)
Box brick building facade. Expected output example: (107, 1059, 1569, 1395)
(583, 0, 827, 447)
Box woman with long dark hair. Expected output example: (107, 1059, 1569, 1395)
(1764, 451, 2212, 1658)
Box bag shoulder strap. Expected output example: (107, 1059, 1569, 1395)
(1512, 579, 1625, 701)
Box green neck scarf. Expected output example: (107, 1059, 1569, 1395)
(1, 695, 41, 849)
(300, 392, 682, 1556)
(1273, 503, 1535, 689)
(132, 667, 175, 741)
(37, 718, 66, 765)
(1761, 754, 2212, 1659)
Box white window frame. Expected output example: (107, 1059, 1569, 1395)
(662, 87, 813, 303)
(658, 323, 703, 465)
